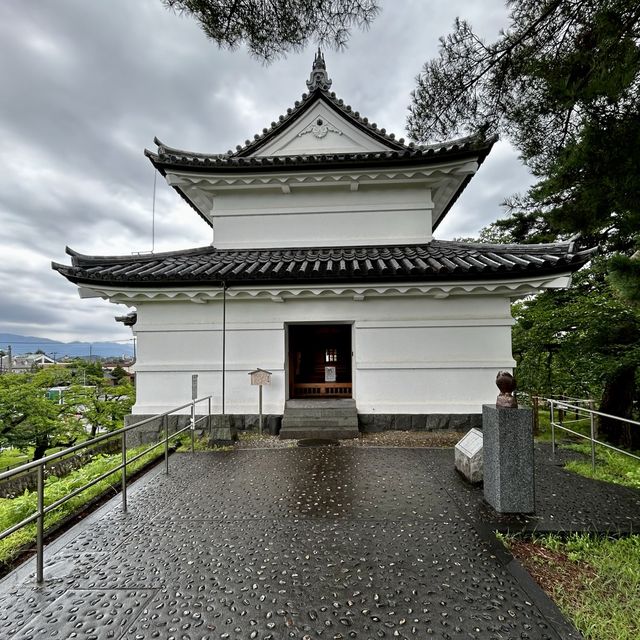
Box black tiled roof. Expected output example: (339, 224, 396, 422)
(145, 83, 495, 173)
(53, 240, 592, 288)
(146, 131, 494, 173)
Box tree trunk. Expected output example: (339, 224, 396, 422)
(32, 435, 49, 461)
(598, 365, 639, 449)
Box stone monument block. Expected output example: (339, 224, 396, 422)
(454, 428, 483, 483)
(482, 405, 535, 513)
(208, 415, 237, 443)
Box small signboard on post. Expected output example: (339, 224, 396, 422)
(324, 366, 336, 382)
(250, 369, 272, 386)
(249, 369, 272, 435)
(191, 374, 198, 400)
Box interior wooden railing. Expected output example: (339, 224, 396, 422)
(293, 382, 352, 398)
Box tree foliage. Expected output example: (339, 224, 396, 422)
(110, 365, 130, 384)
(162, 0, 379, 60)
(512, 261, 640, 448)
(408, 1, 640, 440)
(408, 0, 640, 292)
(66, 383, 134, 438)
(0, 365, 135, 460)
(0, 368, 82, 461)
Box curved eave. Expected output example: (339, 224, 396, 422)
(145, 137, 496, 175)
(53, 255, 592, 291)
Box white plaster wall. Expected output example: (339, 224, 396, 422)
(211, 184, 433, 248)
(131, 295, 515, 416)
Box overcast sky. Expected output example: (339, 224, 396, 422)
(0, 0, 533, 344)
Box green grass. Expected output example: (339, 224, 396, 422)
(0, 446, 68, 471)
(0, 449, 30, 471)
(564, 444, 640, 489)
(531, 406, 640, 490)
(533, 406, 592, 441)
(175, 436, 233, 452)
(0, 444, 163, 566)
(502, 533, 640, 640)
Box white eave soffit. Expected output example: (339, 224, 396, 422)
(77, 273, 574, 305)
(165, 160, 479, 193)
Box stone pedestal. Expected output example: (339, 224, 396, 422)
(454, 428, 483, 484)
(208, 415, 237, 443)
(482, 405, 535, 513)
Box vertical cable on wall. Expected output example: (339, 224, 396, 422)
(222, 281, 227, 415)
(151, 170, 157, 253)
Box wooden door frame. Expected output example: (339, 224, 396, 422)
(285, 322, 354, 400)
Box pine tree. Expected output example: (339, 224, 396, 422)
(162, 0, 379, 60)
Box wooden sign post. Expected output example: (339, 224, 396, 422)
(249, 369, 272, 435)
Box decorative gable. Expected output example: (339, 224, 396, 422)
(249, 100, 391, 156)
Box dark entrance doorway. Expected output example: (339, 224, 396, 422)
(288, 324, 352, 398)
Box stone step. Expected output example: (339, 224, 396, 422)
(281, 400, 359, 440)
(282, 413, 358, 424)
(285, 399, 356, 408)
(281, 425, 359, 435)
(279, 427, 360, 440)
(283, 408, 358, 418)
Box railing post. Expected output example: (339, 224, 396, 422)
(191, 400, 196, 453)
(121, 430, 127, 513)
(36, 464, 44, 584)
(550, 400, 556, 460)
(259, 385, 263, 436)
(164, 415, 169, 475)
(590, 407, 596, 473)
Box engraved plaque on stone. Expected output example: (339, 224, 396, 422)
(454, 428, 483, 484)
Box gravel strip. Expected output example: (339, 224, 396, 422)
(234, 430, 465, 449)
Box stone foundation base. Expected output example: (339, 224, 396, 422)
(124, 414, 282, 445)
(124, 414, 205, 447)
(358, 413, 482, 433)
(216, 414, 282, 436)
(124, 412, 480, 442)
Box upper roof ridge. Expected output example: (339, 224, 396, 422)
(306, 48, 332, 92)
(145, 50, 494, 166)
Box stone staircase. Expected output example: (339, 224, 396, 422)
(280, 399, 359, 440)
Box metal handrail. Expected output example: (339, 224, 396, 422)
(0, 395, 213, 583)
(1, 439, 121, 474)
(545, 398, 640, 473)
(548, 395, 593, 404)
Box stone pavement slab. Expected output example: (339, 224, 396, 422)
(2, 445, 637, 640)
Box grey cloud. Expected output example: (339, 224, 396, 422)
(437, 142, 536, 239)
(1, 0, 527, 342)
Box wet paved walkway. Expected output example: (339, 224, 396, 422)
(1, 445, 639, 640)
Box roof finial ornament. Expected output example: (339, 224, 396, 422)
(306, 48, 332, 92)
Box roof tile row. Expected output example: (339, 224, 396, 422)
(53, 240, 592, 288)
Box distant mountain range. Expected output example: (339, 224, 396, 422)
(0, 333, 134, 359)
